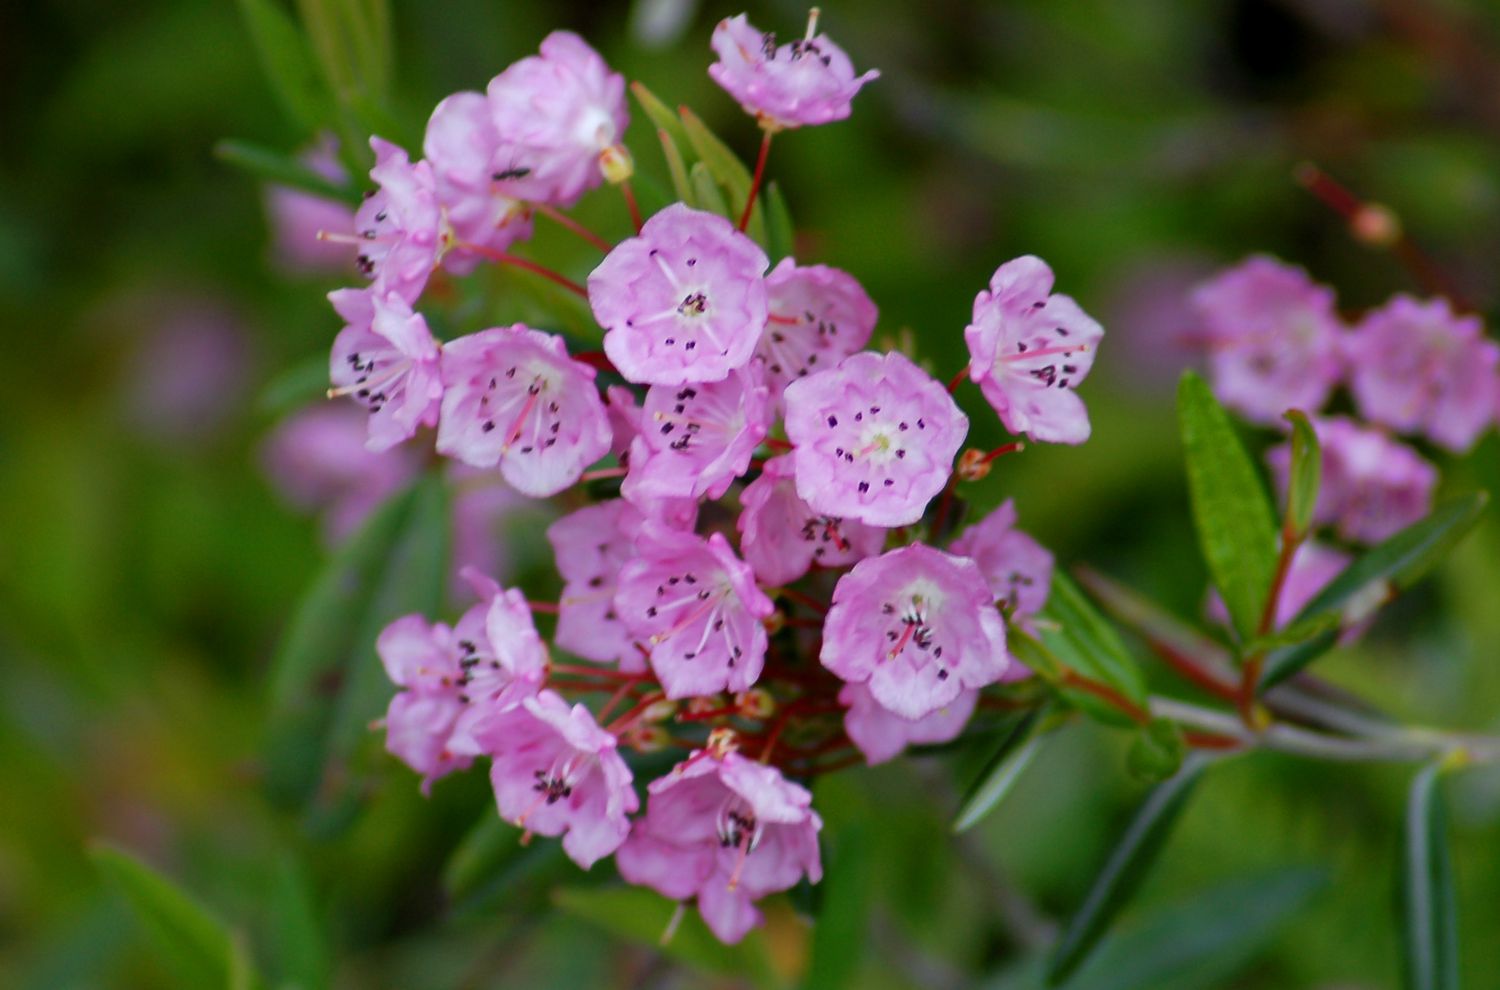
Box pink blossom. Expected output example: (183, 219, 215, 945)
(472, 689, 637, 868)
(376, 614, 473, 789)
(821, 544, 1009, 720)
(1268, 417, 1437, 545)
(621, 368, 771, 501)
(1345, 295, 1499, 453)
(964, 256, 1105, 444)
(436, 325, 612, 497)
(736, 454, 886, 587)
(615, 751, 822, 944)
(756, 260, 878, 410)
(547, 500, 648, 671)
(603, 385, 644, 465)
(1190, 256, 1343, 425)
(423, 91, 534, 270)
(260, 404, 419, 543)
(589, 204, 769, 386)
(486, 31, 628, 208)
(948, 499, 1054, 626)
(353, 138, 446, 303)
(264, 135, 356, 274)
(839, 682, 978, 765)
(783, 350, 968, 527)
(615, 527, 774, 699)
(708, 13, 879, 130)
(328, 287, 443, 451)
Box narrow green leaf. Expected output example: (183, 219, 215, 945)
(443, 814, 520, 903)
(800, 826, 872, 990)
(953, 706, 1049, 832)
(1177, 371, 1278, 642)
(1047, 755, 1211, 985)
(1283, 410, 1321, 541)
(1038, 573, 1150, 711)
(90, 842, 262, 990)
(658, 128, 695, 207)
(552, 886, 781, 988)
(689, 161, 730, 218)
(1238, 611, 1340, 658)
(1400, 765, 1459, 990)
(677, 105, 766, 243)
(215, 140, 359, 204)
(256, 356, 333, 415)
(1126, 719, 1186, 783)
(1262, 492, 1489, 688)
(268, 857, 330, 990)
(631, 81, 692, 153)
(763, 182, 796, 263)
(1072, 565, 1238, 687)
(234, 0, 333, 134)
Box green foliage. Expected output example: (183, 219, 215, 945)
(1033, 573, 1150, 723)
(1282, 410, 1321, 542)
(215, 139, 359, 203)
(1177, 371, 1279, 642)
(234, 0, 334, 135)
(954, 706, 1051, 833)
(1125, 720, 1185, 783)
(800, 825, 872, 990)
(1400, 765, 1460, 990)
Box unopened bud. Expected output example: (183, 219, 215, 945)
(706, 726, 740, 757)
(626, 725, 670, 752)
(763, 610, 787, 635)
(957, 448, 992, 482)
(686, 694, 724, 716)
(737, 688, 776, 719)
(1351, 204, 1401, 247)
(642, 699, 678, 723)
(599, 143, 634, 185)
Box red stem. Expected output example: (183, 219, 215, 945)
(461, 244, 587, 298)
(574, 351, 620, 376)
(779, 587, 829, 615)
(946, 368, 969, 394)
(533, 203, 614, 253)
(1060, 670, 1150, 724)
(619, 180, 643, 233)
(738, 131, 774, 232)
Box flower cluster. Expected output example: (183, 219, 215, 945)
(275, 14, 1098, 944)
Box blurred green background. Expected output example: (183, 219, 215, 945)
(3, 0, 1499, 987)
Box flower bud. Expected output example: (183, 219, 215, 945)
(706, 726, 740, 757)
(957, 448, 992, 482)
(642, 698, 678, 723)
(599, 143, 634, 184)
(626, 724, 671, 752)
(736, 688, 776, 719)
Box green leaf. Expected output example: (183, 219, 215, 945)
(1047, 755, 1211, 985)
(689, 161, 731, 218)
(953, 706, 1049, 832)
(553, 886, 782, 988)
(215, 140, 359, 204)
(800, 826, 872, 990)
(256, 356, 334, 415)
(1037, 573, 1150, 716)
(1283, 410, 1321, 541)
(630, 81, 691, 154)
(234, 0, 333, 134)
(677, 105, 767, 243)
(763, 182, 796, 263)
(268, 856, 330, 990)
(1126, 719, 1186, 783)
(1400, 765, 1459, 990)
(90, 841, 263, 990)
(1177, 371, 1278, 642)
(1261, 492, 1489, 688)
(657, 127, 695, 207)
(1238, 611, 1341, 658)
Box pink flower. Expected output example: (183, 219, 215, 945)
(839, 682, 978, 765)
(1345, 295, 1499, 453)
(1267, 417, 1437, 545)
(603, 384, 644, 465)
(328, 287, 443, 451)
(615, 751, 822, 944)
(783, 350, 968, 527)
(948, 499, 1054, 626)
(486, 31, 628, 208)
(756, 260, 878, 411)
(589, 204, 770, 386)
(615, 527, 774, 699)
(436, 325, 612, 497)
(964, 256, 1104, 444)
(472, 689, 637, 869)
(445, 569, 550, 755)
(263, 135, 356, 274)
(821, 544, 1009, 720)
(736, 454, 886, 587)
(621, 368, 771, 501)
(377, 614, 473, 790)
(354, 138, 446, 303)
(708, 12, 879, 130)
(423, 91, 534, 270)
(1190, 256, 1343, 425)
(547, 500, 648, 672)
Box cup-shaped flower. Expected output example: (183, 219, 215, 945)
(1345, 295, 1499, 453)
(376, 614, 473, 790)
(621, 367, 771, 501)
(1190, 255, 1343, 426)
(615, 526, 774, 698)
(964, 256, 1105, 444)
(708, 13, 879, 130)
(755, 259, 878, 410)
(821, 544, 1008, 720)
(436, 325, 612, 497)
(948, 499, 1054, 627)
(472, 689, 638, 869)
(736, 454, 886, 586)
(839, 682, 978, 765)
(783, 350, 968, 527)
(1267, 417, 1437, 545)
(446, 570, 550, 755)
(328, 288, 443, 451)
(589, 204, 769, 386)
(354, 138, 445, 303)
(423, 91, 533, 269)
(547, 500, 649, 672)
(486, 31, 628, 208)
(615, 751, 822, 944)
